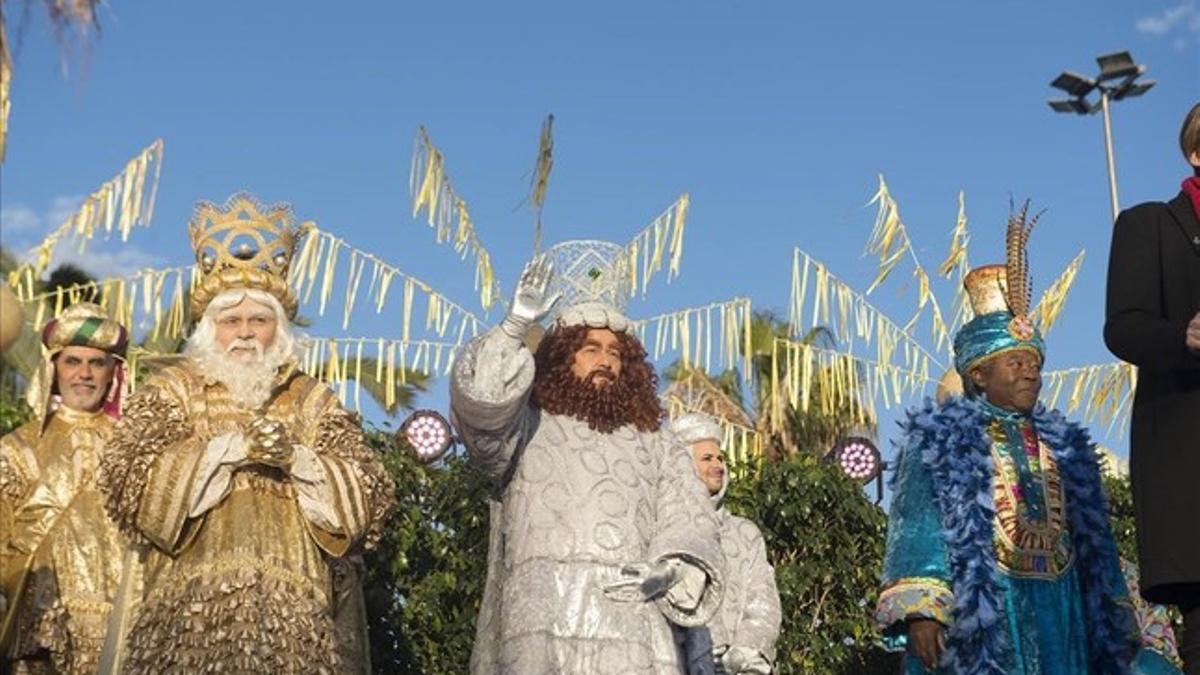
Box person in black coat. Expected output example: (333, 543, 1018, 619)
(1105, 101, 1200, 674)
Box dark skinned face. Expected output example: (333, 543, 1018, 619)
(968, 349, 1042, 414)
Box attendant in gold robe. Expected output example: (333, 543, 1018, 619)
(0, 303, 132, 673)
(98, 193, 394, 673)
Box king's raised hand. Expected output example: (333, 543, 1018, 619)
(500, 255, 561, 340)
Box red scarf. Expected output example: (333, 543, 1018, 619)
(1183, 177, 1200, 222)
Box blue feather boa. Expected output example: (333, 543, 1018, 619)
(901, 396, 1136, 674)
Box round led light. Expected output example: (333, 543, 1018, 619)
(400, 409, 455, 463)
(830, 436, 883, 484)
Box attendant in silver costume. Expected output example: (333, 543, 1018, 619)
(671, 413, 781, 675)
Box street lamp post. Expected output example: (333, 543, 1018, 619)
(1048, 50, 1155, 222)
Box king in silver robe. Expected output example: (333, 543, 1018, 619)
(451, 251, 725, 674)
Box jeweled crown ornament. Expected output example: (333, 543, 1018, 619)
(963, 201, 1040, 340)
(188, 192, 309, 319)
(543, 239, 634, 332)
(953, 200, 1045, 375)
(544, 239, 632, 312)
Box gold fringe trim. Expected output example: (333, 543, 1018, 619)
(767, 337, 932, 436)
(864, 175, 952, 353)
(628, 297, 752, 377)
(1041, 361, 1136, 435)
(7, 139, 165, 296)
(1033, 250, 1085, 335)
(409, 126, 504, 311)
(624, 193, 690, 297)
(790, 247, 944, 378)
(123, 566, 337, 674)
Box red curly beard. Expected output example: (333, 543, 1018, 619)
(532, 325, 663, 434)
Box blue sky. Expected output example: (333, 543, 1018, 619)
(2, 1, 1197, 454)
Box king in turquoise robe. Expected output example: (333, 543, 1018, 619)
(876, 395, 1141, 675)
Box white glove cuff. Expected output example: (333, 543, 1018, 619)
(499, 314, 531, 341)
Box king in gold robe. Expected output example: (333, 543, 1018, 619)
(97, 193, 393, 673)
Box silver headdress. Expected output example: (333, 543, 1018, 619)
(668, 412, 722, 445)
(544, 239, 632, 333)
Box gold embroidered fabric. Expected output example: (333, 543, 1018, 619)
(0, 408, 130, 673)
(987, 423, 1074, 580)
(97, 360, 393, 673)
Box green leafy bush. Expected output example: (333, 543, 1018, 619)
(0, 390, 32, 435)
(363, 432, 491, 675)
(725, 452, 899, 674)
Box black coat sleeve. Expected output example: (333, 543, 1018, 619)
(1103, 204, 1200, 371)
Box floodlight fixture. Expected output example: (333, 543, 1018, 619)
(1047, 98, 1090, 115)
(1045, 50, 1152, 222)
(1050, 71, 1097, 98)
(1113, 80, 1155, 101)
(400, 409, 455, 464)
(1097, 51, 1139, 81)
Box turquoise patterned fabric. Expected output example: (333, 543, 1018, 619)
(953, 310, 1045, 376)
(882, 438, 1096, 674)
(878, 397, 1139, 674)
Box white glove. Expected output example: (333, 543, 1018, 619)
(602, 559, 682, 602)
(499, 255, 561, 340)
(715, 644, 772, 675)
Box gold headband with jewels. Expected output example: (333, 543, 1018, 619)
(188, 192, 309, 319)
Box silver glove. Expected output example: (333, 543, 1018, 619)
(601, 559, 681, 602)
(717, 645, 772, 675)
(499, 255, 561, 340)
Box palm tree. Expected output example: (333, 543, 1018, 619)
(664, 309, 875, 461)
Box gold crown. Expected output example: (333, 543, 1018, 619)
(188, 192, 308, 319)
(963, 264, 1010, 315)
(962, 201, 1041, 319)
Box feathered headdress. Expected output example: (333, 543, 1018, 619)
(952, 200, 1045, 375)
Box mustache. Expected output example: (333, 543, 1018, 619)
(586, 369, 615, 383)
(226, 339, 264, 357)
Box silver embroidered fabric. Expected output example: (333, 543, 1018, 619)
(679, 487, 781, 674)
(451, 328, 725, 675)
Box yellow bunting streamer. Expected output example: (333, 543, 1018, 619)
(864, 176, 953, 353)
(625, 194, 690, 297)
(529, 114, 554, 252)
(629, 297, 752, 376)
(16, 264, 196, 340)
(1041, 361, 1136, 435)
(295, 337, 456, 412)
(766, 337, 933, 437)
(790, 247, 944, 378)
(15, 225, 483, 350)
(1032, 250, 1085, 335)
(297, 226, 482, 345)
(409, 126, 504, 311)
(8, 139, 165, 297)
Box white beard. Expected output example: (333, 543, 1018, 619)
(191, 338, 289, 410)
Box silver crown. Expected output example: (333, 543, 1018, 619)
(544, 239, 632, 317)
